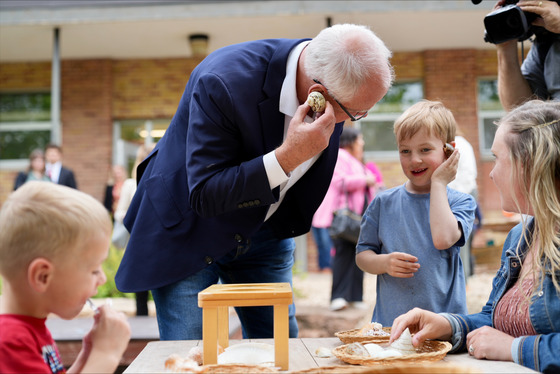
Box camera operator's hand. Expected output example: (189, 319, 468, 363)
(519, 0, 560, 33)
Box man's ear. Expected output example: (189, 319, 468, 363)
(28, 258, 53, 293)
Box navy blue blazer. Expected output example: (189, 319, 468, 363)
(116, 38, 343, 292)
(57, 166, 77, 189)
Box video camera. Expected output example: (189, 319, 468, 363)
(474, 0, 560, 44)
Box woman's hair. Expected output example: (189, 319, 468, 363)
(393, 100, 457, 144)
(0, 181, 112, 280)
(498, 100, 560, 296)
(27, 148, 45, 172)
(339, 126, 362, 149)
(305, 23, 394, 101)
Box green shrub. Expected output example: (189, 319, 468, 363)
(94, 245, 134, 299)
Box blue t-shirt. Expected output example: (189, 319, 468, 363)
(356, 184, 476, 326)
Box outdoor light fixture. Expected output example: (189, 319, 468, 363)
(189, 33, 209, 57)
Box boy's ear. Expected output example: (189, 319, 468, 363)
(28, 258, 54, 293)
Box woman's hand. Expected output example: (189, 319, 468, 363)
(466, 326, 514, 361)
(391, 307, 453, 347)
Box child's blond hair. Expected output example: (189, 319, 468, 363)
(394, 100, 457, 144)
(0, 181, 112, 280)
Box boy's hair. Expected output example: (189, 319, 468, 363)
(393, 100, 457, 144)
(0, 181, 112, 280)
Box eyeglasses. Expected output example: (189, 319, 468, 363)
(313, 79, 369, 121)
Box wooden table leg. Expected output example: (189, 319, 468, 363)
(273, 305, 289, 370)
(217, 306, 229, 349)
(202, 307, 218, 365)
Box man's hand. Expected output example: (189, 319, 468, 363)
(275, 101, 336, 174)
(520, 0, 560, 33)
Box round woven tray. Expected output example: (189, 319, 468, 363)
(291, 362, 479, 373)
(332, 340, 452, 366)
(335, 327, 392, 344)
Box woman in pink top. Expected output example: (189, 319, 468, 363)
(322, 126, 377, 311)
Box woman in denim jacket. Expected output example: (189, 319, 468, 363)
(389, 100, 560, 373)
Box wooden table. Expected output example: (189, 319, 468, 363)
(124, 338, 538, 373)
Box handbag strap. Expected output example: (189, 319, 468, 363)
(340, 179, 369, 214)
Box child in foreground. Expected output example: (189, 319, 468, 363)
(356, 100, 476, 326)
(0, 181, 130, 373)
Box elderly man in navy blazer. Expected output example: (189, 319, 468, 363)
(116, 24, 394, 340)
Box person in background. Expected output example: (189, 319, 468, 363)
(448, 129, 479, 277)
(116, 23, 394, 340)
(390, 100, 560, 374)
(103, 165, 127, 218)
(327, 126, 377, 311)
(0, 182, 130, 373)
(495, 0, 560, 110)
(311, 200, 334, 273)
(365, 160, 385, 193)
(45, 143, 78, 189)
(113, 143, 155, 316)
(13, 149, 51, 190)
(356, 100, 476, 326)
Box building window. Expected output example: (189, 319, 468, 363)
(359, 81, 424, 160)
(478, 79, 504, 158)
(113, 119, 168, 174)
(0, 92, 51, 164)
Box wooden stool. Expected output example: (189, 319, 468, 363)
(197, 282, 293, 370)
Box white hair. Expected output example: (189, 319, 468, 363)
(304, 24, 394, 101)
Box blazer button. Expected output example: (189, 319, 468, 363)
(205, 256, 213, 265)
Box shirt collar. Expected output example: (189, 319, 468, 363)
(279, 41, 310, 117)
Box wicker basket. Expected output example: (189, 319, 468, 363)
(291, 362, 479, 373)
(332, 340, 452, 366)
(335, 327, 392, 344)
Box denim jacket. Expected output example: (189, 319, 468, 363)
(441, 219, 560, 373)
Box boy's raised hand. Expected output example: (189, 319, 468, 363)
(432, 148, 459, 187)
(79, 304, 131, 373)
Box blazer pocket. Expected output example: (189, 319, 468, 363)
(145, 171, 185, 229)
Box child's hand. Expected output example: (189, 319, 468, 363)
(79, 304, 131, 373)
(432, 148, 459, 187)
(385, 252, 420, 278)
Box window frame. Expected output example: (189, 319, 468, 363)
(0, 91, 53, 169)
(359, 80, 424, 161)
(476, 78, 505, 160)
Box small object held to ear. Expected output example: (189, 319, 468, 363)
(444, 143, 455, 158)
(307, 91, 326, 113)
